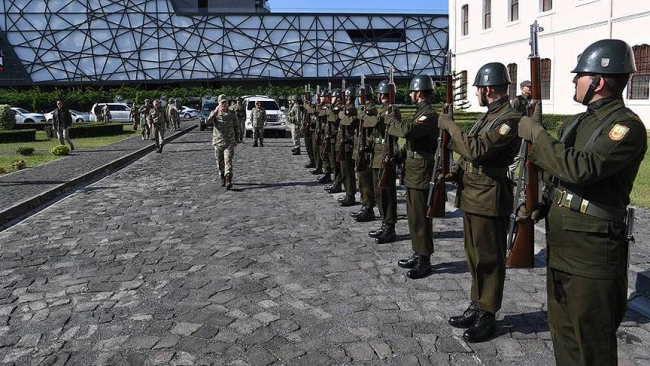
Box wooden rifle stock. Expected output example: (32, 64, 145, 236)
(378, 70, 396, 189)
(302, 87, 311, 135)
(355, 82, 367, 173)
(336, 124, 346, 162)
(507, 21, 542, 269)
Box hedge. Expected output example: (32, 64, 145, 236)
(1, 123, 125, 142)
(11, 122, 49, 131)
(0, 129, 36, 143)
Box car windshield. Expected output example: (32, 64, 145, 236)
(247, 100, 279, 110)
(202, 103, 216, 115)
(14, 108, 29, 113)
(70, 110, 82, 114)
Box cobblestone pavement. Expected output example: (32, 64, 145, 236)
(0, 129, 649, 365)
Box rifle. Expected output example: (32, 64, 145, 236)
(355, 75, 367, 173)
(302, 84, 311, 136)
(427, 50, 453, 218)
(378, 67, 396, 189)
(321, 83, 333, 154)
(336, 79, 347, 162)
(506, 20, 543, 269)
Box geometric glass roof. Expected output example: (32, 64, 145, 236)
(0, 0, 448, 84)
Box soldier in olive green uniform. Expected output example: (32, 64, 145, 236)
(518, 39, 646, 366)
(385, 75, 439, 279)
(208, 94, 240, 190)
(337, 86, 359, 206)
(322, 89, 342, 189)
(369, 80, 399, 243)
(303, 90, 317, 168)
(438, 62, 521, 343)
(351, 85, 378, 222)
(287, 95, 304, 155)
(229, 97, 246, 143)
(310, 88, 329, 177)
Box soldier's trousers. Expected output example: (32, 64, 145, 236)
(240, 120, 246, 140)
(462, 212, 507, 313)
(304, 133, 315, 163)
(253, 127, 264, 144)
(341, 147, 356, 196)
(312, 133, 322, 168)
(290, 123, 301, 148)
(547, 268, 626, 366)
(373, 168, 397, 224)
(154, 124, 165, 149)
(214, 144, 235, 178)
(357, 165, 375, 209)
(405, 187, 433, 256)
(330, 141, 341, 182)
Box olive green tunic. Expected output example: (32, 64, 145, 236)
(371, 103, 399, 224)
(529, 97, 647, 366)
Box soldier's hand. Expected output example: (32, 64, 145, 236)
(515, 202, 547, 223)
(437, 107, 454, 131)
(518, 100, 544, 142)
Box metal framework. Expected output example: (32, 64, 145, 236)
(0, 0, 448, 86)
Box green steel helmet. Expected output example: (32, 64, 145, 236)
(331, 88, 341, 96)
(409, 74, 435, 91)
(377, 80, 390, 94)
(357, 85, 374, 97)
(344, 87, 357, 97)
(572, 39, 636, 75)
(318, 86, 329, 97)
(473, 62, 511, 86)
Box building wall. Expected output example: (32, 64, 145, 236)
(449, 0, 650, 129)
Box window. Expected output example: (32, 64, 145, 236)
(541, 0, 553, 12)
(628, 44, 650, 100)
(483, 0, 491, 30)
(541, 58, 551, 100)
(509, 0, 519, 22)
(508, 63, 518, 100)
(460, 70, 468, 99)
(461, 5, 469, 36)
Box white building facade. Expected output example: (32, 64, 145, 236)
(448, 0, 650, 129)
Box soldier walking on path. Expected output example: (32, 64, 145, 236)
(251, 101, 267, 147)
(208, 94, 240, 190)
(52, 100, 74, 151)
(150, 100, 168, 153)
(385, 75, 439, 279)
(517, 39, 647, 366)
(438, 62, 521, 343)
(368, 80, 399, 243)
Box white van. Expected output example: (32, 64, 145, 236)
(89, 103, 132, 122)
(242, 96, 288, 137)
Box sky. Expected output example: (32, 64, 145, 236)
(269, 0, 448, 14)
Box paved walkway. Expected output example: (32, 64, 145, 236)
(0, 128, 649, 365)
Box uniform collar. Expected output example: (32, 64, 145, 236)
(487, 96, 509, 113)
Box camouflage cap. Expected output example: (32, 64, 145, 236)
(217, 94, 228, 103)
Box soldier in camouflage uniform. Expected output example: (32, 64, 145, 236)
(287, 95, 304, 155)
(438, 62, 521, 343)
(230, 97, 246, 143)
(386, 75, 439, 280)
(166, 98, 180, 131)
(150, 100, 169, 153)
(138, 99, 152, 140)
(251, 101, 267, 147)
(350, 85, 378, 222)
(368, 80, 400, 242)
(519, 39, 647, 365)
(208, 94, 240, 190)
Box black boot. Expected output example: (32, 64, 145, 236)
(397, 252, 419, 268)
(259, 140, 264, 147)
(375, 224, 396, 244)
(355, 207, 375, 222)
(350, 207, 365, 218)
(406, 256, 432, 279)
(462, 310, 496, 343)
(339, 194, 355, 206)
(311, 167, 323, 175)
(326, 182, 342, 193)
(368, 223, 386, 238)
(252, 141, 259, 147)
(220, 176, 226, 187)
(225, 174, 233, 190)
(449, 302, 479, 329)
(292, 148, 301, 155)
(318, 174, 332, 184)
(305, 161, 316, 169)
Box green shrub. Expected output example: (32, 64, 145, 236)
(50, 145, 70, 156)
(12, 160, 26, 170)
(44, 125, 55, 138)
(0, 129, 36, 143)
(0, 105, 16, 130)
(16, 146, 35, 156)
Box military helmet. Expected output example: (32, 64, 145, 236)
(357, 85, 374, 97)
(330, 88, 341, 97)
(473, 62, 511, 86)
(572, 39, 636, 75)
(318, 87, 328, 97)
(344, 87, 357, 97)
(377, 80, 390, 94)
(217, 94, 228, 103)
(409, 74, 435, 91)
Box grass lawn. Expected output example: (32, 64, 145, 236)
(0, 125, 138, 175)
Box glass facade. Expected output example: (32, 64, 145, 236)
(0, 0, 448, 86)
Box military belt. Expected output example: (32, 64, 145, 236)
(406, 150, 433, 160)
(460, 160, 507, 176)
(549, 186, 626, 223)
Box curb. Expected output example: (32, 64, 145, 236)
(0, 125, 196, 230)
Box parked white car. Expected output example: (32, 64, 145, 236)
(179, 106, 199, 119)
(11, 107, 46, 123)
(242, 96, 288, 137)
(45, 109, 91, 123)
(89, 103, 132, 122)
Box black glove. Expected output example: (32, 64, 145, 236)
(516, 202, 548, 223)
(518, 101, 544, 142)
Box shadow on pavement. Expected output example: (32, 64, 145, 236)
(498, 310, 549, 335)
(431, 260, 468, 274)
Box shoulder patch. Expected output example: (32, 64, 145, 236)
(416, 115, 428, 124)
(498, 124, 511, 135)
(609, 123, 630, 141)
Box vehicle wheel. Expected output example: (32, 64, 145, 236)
(25, 119, 34, 123)
(184, 113, 190, 119)
(76, 118, 83, 123)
